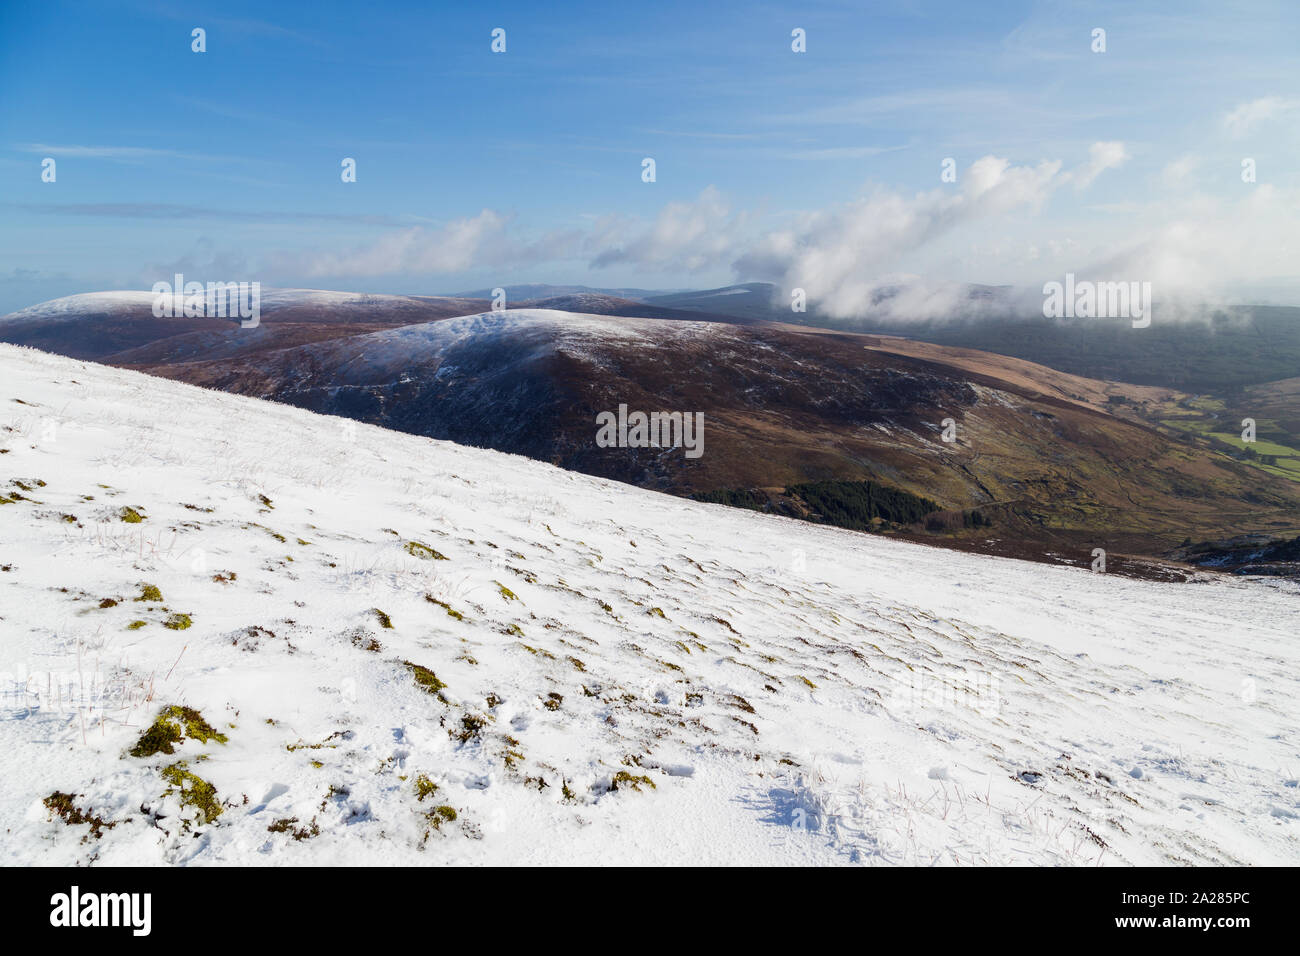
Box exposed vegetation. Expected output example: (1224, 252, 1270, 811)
(454, 714, 488, 742)
(267, 816, 320, 840)
(351, 630, 382, 652)
(694, 478, 942, 532)
(129, 705, 228, 758)
(43, 791, 117, 840)
(414, 774, 439, 801)
(837, 307, 1300, 392)
(689, 487, 769, 510)
(134, 583, 163, 602)
(424, 594, 464, 620)
(422, 804, 457, 833)
(786, 479, 941, 528)
(610, 771, 656, 793)
(405, 540, 448, 560)
(160, 761, 223, 825)
(404, 660, 447, 696)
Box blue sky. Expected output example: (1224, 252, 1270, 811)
(2, 0, 1299, 314)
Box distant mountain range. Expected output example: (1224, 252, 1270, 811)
(451, 284, 673, 301)
(4, 287, 1299, 570)
(433, 282, 1300, 393)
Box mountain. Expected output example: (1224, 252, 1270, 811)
(2, 342, 1296, 865)
(117, 309, 1300, 559)
(644, 282, 788, 322)
(0, 288, 749, 366)
(875, 307, 1300, 392)
(645, 285, 1300, 393)
(449, 284, 668, 302)
(644, 281, 1022, 325)
(0, 289, 493, 362)
(513, 292, 759, 325)
(4, 294, 1299, 567)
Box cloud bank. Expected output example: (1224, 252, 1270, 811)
(249, 140, 1297, 319)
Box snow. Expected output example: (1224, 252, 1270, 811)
(0, 291, 159, 324)
(0, 288, 437, 324)
(288, 309, 726, 378)
(419, 307, 719, 340)
(0, 342, 1297, 866)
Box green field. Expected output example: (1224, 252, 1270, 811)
(1158, 413, 1300, 483)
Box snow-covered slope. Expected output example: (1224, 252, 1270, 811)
(0, 291, 160, 324)
(0, 289, 470, 325)
(1, 343, 1296, 866)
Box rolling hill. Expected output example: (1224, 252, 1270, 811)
(4, 292, 1298, 568)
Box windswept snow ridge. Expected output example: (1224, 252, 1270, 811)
(0, 343, 1296, 866)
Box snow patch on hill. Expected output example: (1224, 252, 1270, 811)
(0, 343, 1296, 865)
(1, 291, 160, 323)
(0, 288, 469, 325)
(288, 308, 727, 376)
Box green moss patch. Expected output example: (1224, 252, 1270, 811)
(611, 771, 656, 793)
(423, 594, 464, 620)
(129, 705, 228, 758)
(423, 804, 457, 831)
(403, 661, 447, 696)
(119, 506, 145, 524)
(414, 774, 439, 801)
(160, 762, 223, 826)
(134, 583, 163, 603)
(405, 541, 448, 561)
(162, 612, 192, 630)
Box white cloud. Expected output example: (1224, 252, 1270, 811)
(1076, 183, 1300, 313)
(1067, 141, 1129, 190)
(1223, 96, 1300, 137)
(1159, 154, 1200, 189)
(247, 140, 1300, 322)
(280, 210, 582, 278)
(588, 186, 747, 273)
(733, 148, 1124, 319)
